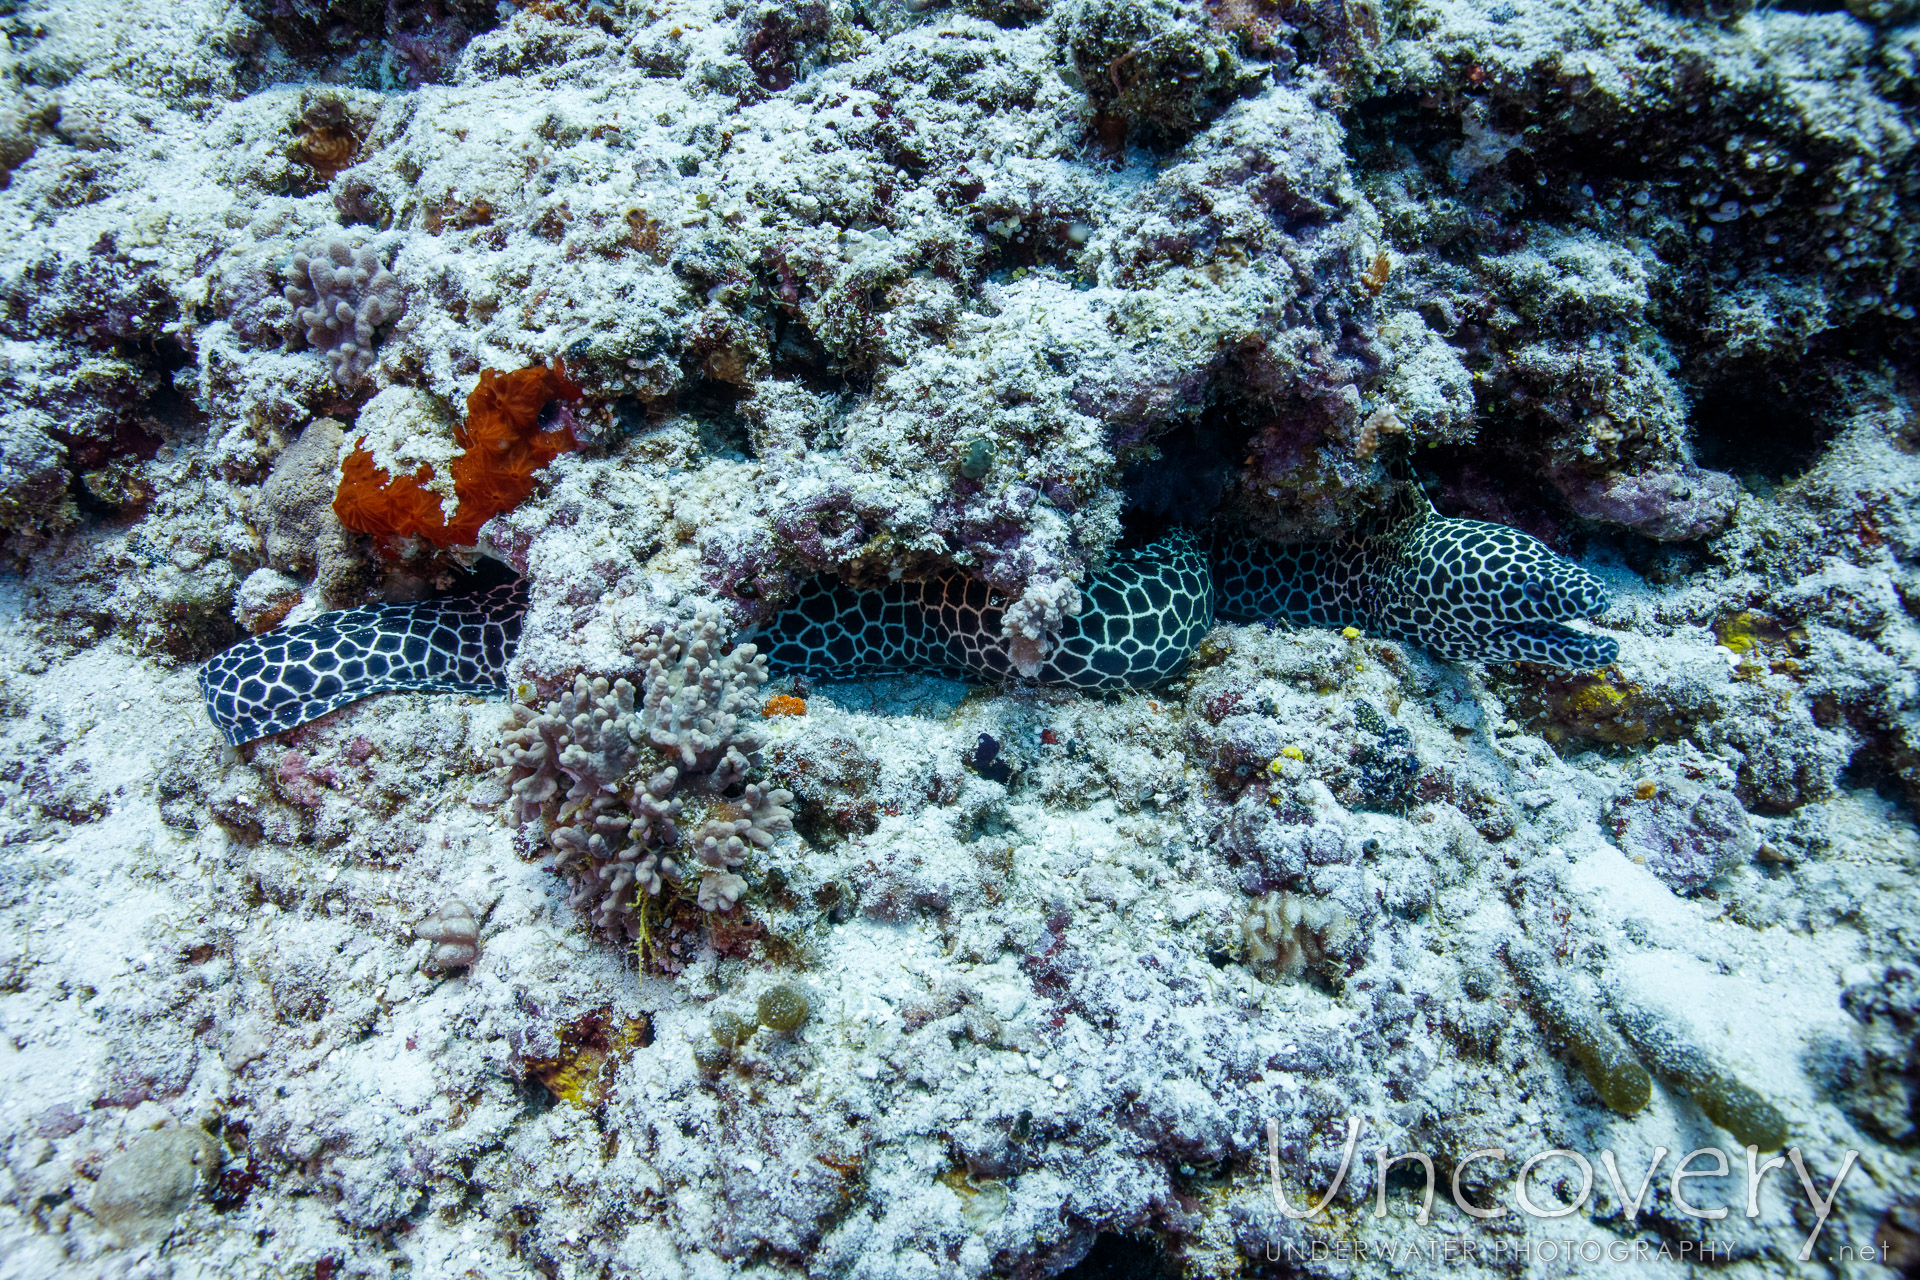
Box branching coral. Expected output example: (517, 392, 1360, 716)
(498, 619, 793, 937)
(282, 238, 405, 391)
(333, 360, 581, 548)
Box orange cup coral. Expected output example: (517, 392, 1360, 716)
(333, 360, 583, 548)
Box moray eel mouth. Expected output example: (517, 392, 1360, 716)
(1402, 514, 1622, 669)
(1500, 618, 1621, 669)
(1511, 557, 1619, 667)
(1487, 571, 1621, 669)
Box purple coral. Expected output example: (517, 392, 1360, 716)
(497, 619, 793, 934)
(413, 899, 480, 970)
(282, 238, 405, 392)
(1556, 464, 1743, 542)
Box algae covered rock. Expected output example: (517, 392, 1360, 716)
(1507, 940, 1652, 1117)
(1508, 669, 1680, 748)
(90, 1127, 222, 1246)
(1691, 1072, 1790, 1153)
(0, 410, 74, 533)
(711, 1007, 757, 1048)
(1608, 775, 1758, 894)
(757, 983, 812, 1033)
(1061, 0, 1252, 146)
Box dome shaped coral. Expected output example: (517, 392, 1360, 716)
(332, 360, 582, 548)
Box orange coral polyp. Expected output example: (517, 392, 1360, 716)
(333, 451, 447, 540)
(332, 360, 582, 549)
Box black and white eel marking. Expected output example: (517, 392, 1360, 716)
(197, 582, 524, 746)
(198, 489, 1618, 745)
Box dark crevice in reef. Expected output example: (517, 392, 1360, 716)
(65, 469, 119, 523)
(236, 0, 502, 88)
(1838, 729, 1920, 819)
(676, 377, 757, 460)
(1691, 375, 1842, 487)
(767, 313, 857, 400)
(144, 335, 204, 443)
(458, 554, 519, 594)
(1607, 531, 1713, 587)
(1054, 1231, 1180, 1280)
(1119, 409, 1252, 542)
(1414, 443, 1579, 551)
(1343, 92, 1454, 173)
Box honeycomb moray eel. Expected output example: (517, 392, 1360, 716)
(198, 582, 525, 746)
(198, 489, 1617, 745)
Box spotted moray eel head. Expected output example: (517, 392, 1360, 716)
(1410, 517, 1619, 668)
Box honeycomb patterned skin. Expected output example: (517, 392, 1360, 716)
(760, 530, 1215, 691)
(198, 491, 1616, 744)
(198, 581, 523, 745)
(1215, 486, 1619, 668)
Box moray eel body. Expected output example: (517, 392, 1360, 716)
(198, 494, 1615, 744)
(199, 581, 523, 746)
(761, 529, 1215, 691)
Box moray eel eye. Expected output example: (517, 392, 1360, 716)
(1416, 517, 1618, 668)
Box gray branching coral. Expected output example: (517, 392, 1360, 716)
(497, 620, 793, 937)
(282, 238, 404, 391)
